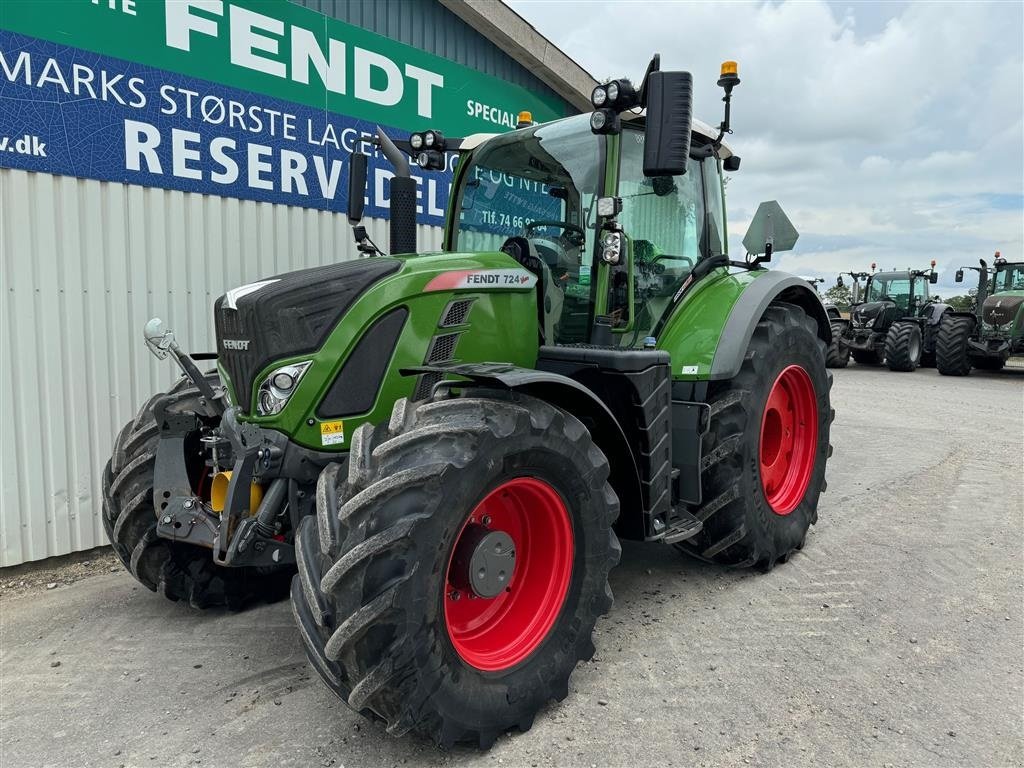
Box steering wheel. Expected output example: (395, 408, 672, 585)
(523, 220, 586, 247)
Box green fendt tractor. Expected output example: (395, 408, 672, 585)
(937, 253, 1024, 374)
(103, 57, 834, 747)
(836, 263, 946, 371)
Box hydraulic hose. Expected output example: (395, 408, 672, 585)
(254, 478, 288, 538)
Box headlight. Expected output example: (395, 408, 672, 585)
(410, 133, 423, 150)
(256, 361, 311, 416)
(865, 317, 875, 328)
(591, 86, 607, 107)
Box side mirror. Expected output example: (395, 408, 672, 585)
(929, 272, 938, 285)
(836, 276, 845, 289)
(643, 71, 693, 177)
(347, 152, 367, 225)
(955, 269, 964, 283)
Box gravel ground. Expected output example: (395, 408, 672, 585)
(2, 366, 1022, 768)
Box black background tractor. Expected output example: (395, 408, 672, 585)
(837, 265, 948, 371)
(938, 255, 1024, 374)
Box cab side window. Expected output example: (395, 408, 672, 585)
(617, 129, 706, 341)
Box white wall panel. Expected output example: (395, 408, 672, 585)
(0, 168, 442, 565)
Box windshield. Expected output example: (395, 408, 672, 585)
(992, 263, 1024, 293)
(865, 275, 911, 306)
(451, 115, 605, 342)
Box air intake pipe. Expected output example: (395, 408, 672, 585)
(377, 127, 418, 256)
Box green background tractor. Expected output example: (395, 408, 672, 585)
(102, 58, 834, 748)
(938, 255, 1024, 374)
(836, 264, 948, 371)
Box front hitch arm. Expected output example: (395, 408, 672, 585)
(143, 317, 224, 415)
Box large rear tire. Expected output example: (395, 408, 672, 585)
(884, 321, 922, 372)
(675, 302, 833, 570)
(102, 374, 292, 609)
(936, 315, 974, 376)
(826, 321, 850, 368)
(292, 394, 620, 748)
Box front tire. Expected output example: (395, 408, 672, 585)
(826, 321, 850, 368)
(936, 315, 974, 376)
(292, 394, 620, 748)
(885, 321, 922, 371)
(102, 374, 293, 609)
(676, 302, 833, 570)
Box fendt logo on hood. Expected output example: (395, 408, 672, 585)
(222, 339, 251, 351)
(424, 269, 538, 292)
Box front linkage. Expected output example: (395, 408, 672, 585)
(141, 319, 330, 573)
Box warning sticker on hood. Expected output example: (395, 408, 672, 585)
(320, 421, 345, 446)
(424, 269, 537, 292)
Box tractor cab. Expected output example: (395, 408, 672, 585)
(446, 112, 732, 348)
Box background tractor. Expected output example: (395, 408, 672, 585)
(937, 254, 1024, 374)
(102, 57, 834, 747)
(803, 276, 849, 368)
(836, 263, 947, 371)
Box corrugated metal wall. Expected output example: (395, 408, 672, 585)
(0, 167, 442, 566)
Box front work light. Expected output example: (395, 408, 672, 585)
(416, 150, 446, 170)
(590, 108, 620, 135)
(409, 130, 445, 152)
(591, 85, 607, 107)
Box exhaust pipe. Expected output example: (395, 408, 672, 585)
(377, 127, 417, 256)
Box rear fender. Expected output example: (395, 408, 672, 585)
(709, 273, 831, 380)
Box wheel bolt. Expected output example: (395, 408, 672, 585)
(448, 590, 460, 601)
(481, 515, 492, 526)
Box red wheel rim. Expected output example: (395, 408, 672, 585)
(759, 365, 818, 515)
(444, 477, 574, 672)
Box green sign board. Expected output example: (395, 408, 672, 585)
(1, 0, 565, 136)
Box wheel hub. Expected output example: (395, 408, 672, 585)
(759, 364, 818, 516)
(443, 477, 574, 672)
(450, 525, 516, 599)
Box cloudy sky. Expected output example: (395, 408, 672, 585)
(508, 0, 1023, 297)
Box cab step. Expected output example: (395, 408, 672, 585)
(654, 509, 704, 544)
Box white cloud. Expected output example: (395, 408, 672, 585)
(509, 0, 1024, 295)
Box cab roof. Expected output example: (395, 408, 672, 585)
(459, 114, 733, 158)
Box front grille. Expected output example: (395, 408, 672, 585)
(213, 258, 401, 411)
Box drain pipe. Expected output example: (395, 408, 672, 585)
(377, 126, 418, 256)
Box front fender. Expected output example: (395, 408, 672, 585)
(921, 302, 952, 325)
(402, 362, 645, 539)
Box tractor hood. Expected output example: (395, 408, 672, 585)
(214, 258, 402, 412)
(982, 292, 1024, 328)
(851, 300, 897, 330)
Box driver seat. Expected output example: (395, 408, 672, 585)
(500, 237, 564, 343)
